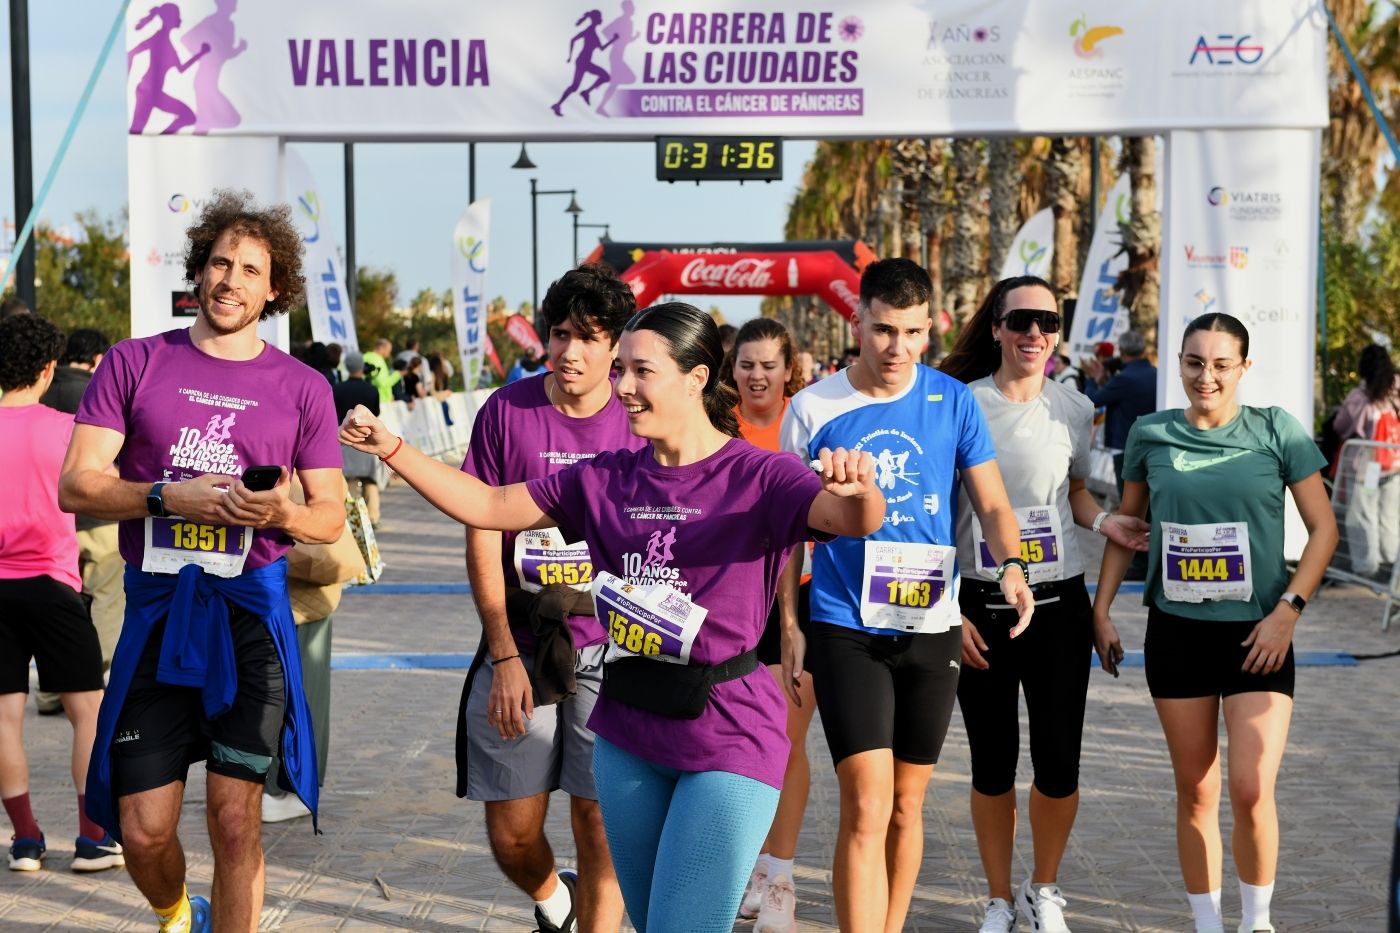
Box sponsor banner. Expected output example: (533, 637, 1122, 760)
(1161, 128, 1320, 557)
(1066, 174, 1131, 360)
(125, 1, 1325, 140)
(128, 135, 286, 347)
(450, 199, 490, 394)
(504, 313, 545, 355)
(285, 148, 358, 353)
(998, 208, 1053, 280)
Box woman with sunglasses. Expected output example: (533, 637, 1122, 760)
(1094, 312, 1336, 933)
(941, 276, 1150, 933)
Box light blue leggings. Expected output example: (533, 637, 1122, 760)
(593, 736, 780, 933)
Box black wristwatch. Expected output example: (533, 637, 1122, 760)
(996, 556, 1030, 583)
(146, 482, 170, 518)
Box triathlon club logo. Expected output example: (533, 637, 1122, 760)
(458, 236, 487, 274)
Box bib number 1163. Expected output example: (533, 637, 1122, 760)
(885, 579, 932, 607)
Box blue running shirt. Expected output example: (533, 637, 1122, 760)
(780, 365, 996, 635)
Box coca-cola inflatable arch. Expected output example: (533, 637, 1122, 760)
(581, 240, 877, 320)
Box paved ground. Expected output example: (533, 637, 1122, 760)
(4, 481, 1399, 931)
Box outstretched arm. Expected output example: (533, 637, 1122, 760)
(340, 405, 552, 532)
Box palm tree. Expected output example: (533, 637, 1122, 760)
(987, 138, 1020, 278)
(1043, 137, 1084, 300)
(947, 137, 986, 320)
(1114, 136, 1160, 348)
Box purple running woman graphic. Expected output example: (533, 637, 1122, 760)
(181, 0, 246, 134)
(594, 1, 639, 117)
(128, 4, 210, 135)
(551, 9, 616, 117)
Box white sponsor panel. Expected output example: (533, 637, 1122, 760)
(285, 148, 357, 353)
(1067, 174, 1131, 360)
(1161, 127, 1321, 556)
(124, 1, 1325, 140)
(128, 135, 285, 347)
(998, 208, 1053, 281)
(450, 200, 490, 395)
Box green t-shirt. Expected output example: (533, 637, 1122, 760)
(1121, 405, 1326, 621)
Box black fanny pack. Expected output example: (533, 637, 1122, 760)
(602, 648, 759, 720)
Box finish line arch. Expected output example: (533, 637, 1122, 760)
(583, 240, 877, 319)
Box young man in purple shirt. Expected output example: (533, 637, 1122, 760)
(60, 191, 345, 933)
(456, 265, 640, 933)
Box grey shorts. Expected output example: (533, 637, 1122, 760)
(463, 644, 604, 802)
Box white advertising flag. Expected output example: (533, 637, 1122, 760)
(999, 208, 1054, 281)
(451, 200, 491, 393)
(285, 148, 358, 353)
(1067, 174, 1131, 360)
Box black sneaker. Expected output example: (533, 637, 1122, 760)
(533, 868, 578, 933)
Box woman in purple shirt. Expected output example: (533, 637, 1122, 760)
(341, 303, 883, 932)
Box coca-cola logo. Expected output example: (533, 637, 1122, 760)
(829, 279, 860, 310)
(679, 257, 774, 290)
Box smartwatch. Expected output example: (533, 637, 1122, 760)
(1092, 511, 1110, 535)
(146, 482, 170, 518)
(996, 556, 1030, 583)
(1278, 591, 1306, 615)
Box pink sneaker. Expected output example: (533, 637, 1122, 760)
(738, 861, 768, 919)
(755, 874, 797, 933)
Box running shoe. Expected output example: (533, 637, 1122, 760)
(1019, 878, 1072, 933)
(189, 895, 211, 933)
(72, 832, 124, 872)
(738, 860, 769, 919)
(533, 868, 577, 933)
(978, 897, 1018, 933)
(8, 834, 45, 871)
(755, 874, 797, 933)
(261, 791, 310, 823)
(1236, 924, 1275, 933)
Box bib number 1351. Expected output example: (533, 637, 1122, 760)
(169, 522, 229, 552)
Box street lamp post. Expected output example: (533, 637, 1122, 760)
(529, 178, 582, 333)
(574, 221, 611, 264)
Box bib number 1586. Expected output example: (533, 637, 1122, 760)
(608, 610, 662, 656)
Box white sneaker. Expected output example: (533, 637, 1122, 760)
(261, 792, 310, 823)
(755, 874, 797, 933)
(978, 897, 1017, 933)
(1019, 878, 1071, 933)
(1237, 923, 1275, 933)
(738, 861, 768, 919)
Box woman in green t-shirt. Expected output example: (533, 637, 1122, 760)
(1093, 312, 1337, 933)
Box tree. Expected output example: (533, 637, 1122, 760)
(1115, 136, 1161, 349)
(946, 138, 986, 320)
(8, 213, 131, 339)
(986, 138, 1020, 277)
(1043, 137, 1084, 300)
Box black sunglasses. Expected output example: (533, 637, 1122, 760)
(997, 309, 1061, 334)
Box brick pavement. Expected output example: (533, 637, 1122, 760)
(3, 481, 1397, 931)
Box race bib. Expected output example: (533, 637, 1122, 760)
(142, 517, 251, 578)
(513, 528, 594, 593)
(1161, 521, 1252, 603)
(974, 505, 1064, 583)
(592, 571, 708, 665)
(860, 540, 960, 633)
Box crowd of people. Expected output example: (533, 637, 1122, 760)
(0, 189, 1378, 933)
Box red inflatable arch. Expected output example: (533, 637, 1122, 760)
(582, 240, 877, 320)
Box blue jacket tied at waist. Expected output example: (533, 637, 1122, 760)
(86, 560, 318, 841)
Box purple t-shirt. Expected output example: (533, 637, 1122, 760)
(527, 438, 822, 788)
(460, 374, 644, 649)
(75, 329, 343, 571)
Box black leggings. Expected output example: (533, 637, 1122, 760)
(955, 575, 1093, 799)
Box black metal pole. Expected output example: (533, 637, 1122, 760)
(1089, 136, 1101, 219)
(10, 0, 35, 310)
(572, 211, 579, 267)
(344, 143, 356, 313)
(469, 142, 476, 204)
(530, 177, 539, 325)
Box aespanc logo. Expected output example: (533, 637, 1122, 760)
(1189, 34, 1264, 66)
(1070, 15, 1124, 59)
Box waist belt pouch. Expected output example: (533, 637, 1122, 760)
(505, 584, 593, 707)
(602, 649, 758, 720)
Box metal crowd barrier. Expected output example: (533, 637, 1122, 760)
(377, 388, 494, 462)
(1325, 438, 1400, 630)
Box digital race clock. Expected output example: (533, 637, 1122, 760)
(655, 136, 783, 182)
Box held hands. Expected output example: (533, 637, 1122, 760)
(486, 657, 534, 740)
(1093, 612, 1124, 677)
(1101, 514, 1151, 552)
(1000, 565, 1034, 637)
(1241, 604, 1297, 675)
(814, 447, 876, 498)
(163, 470, 292, 529)
(961, 615, 990, 670)
(339, 404, 398, 458)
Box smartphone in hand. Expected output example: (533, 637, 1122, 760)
(241, 465, 283, 492)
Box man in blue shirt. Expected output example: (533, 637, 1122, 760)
(1085, 329, 1157, 578)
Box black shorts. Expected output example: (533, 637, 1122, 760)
(0, 575, 103, 694)
(1144, 604, 1295, 700)
(757, 580, 812, 667)
(111, 603, 286, 797)
(806, 621, 962, 767)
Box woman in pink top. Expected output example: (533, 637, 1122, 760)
(1332, 344, 1400, 576)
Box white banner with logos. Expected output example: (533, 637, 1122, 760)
(128, 135, 286, 347)
(285, 147, 358, 353)
(1066, 174, 1131, 361)
(998, 208, 1053, 281)
(450, 199, 491, 395)
(125, 1, 1326, 140)
(1161, 128, 1320, 556)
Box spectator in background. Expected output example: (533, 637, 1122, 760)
(323, 343, 344, 386)
(1083, 330, 1157, 580)
(718, 322, 738, 356)
(36, 328, 124, 720)
(335, 352, 386, 528)
(0, 314, 120, 873)
(841, 346, 860, 370)
(0, 297, 31, 319)
(1052, 352, 1083, 391)
(506, 346, 547, 384)
(363, 337, 400, 405)
(797, 350, 817, 385)
(1334, 343, 1400, 577)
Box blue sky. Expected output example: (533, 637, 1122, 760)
(0, 2, 816, 324)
